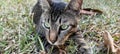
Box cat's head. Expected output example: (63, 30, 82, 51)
(35, 0, 83, 45)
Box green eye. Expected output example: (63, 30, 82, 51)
(61, 24, 69, 30)
(44, 22, 50, 28)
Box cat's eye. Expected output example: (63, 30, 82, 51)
(61, 24, 69, 30)
(44, 22, 50, 29)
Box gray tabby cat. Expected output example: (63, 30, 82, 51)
(32, 0, 95, 54)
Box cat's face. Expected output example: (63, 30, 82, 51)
(34, 0, 83, 45)
(41, 11, 78, 45)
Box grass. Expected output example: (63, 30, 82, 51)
(0, 0, 120, 54)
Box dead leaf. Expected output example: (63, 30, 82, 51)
(116, 48, 120, 54)
(113, 33, 120, 37)
(102, 31, 115, 52)
(80, 8, 103, 15)
(102, 31, 120, 54)
(102, 31, 117, 53)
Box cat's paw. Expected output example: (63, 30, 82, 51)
(40, 50, 46, 54)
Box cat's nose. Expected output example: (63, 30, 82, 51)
(49, 32, 57, 44)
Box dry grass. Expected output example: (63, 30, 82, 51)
(0, 0, 120, 54)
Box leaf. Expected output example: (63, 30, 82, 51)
(116, 48, 120, 54)
(102, 31, 117, 52)
(113, 33, 120, 37)
(102, 31, 120, 54)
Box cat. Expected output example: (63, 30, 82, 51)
(32, 0, 102, 54)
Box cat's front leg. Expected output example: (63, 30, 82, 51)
(74, 38, 91, 54)
(72, 32, 92, 54)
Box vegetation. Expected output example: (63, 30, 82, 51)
(0, 0, 119, 54)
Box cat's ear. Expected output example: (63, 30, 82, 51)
(66, 0, 83, 12)
(38, 0, 52, 11)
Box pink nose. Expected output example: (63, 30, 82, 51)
(49, 32, 57, 43)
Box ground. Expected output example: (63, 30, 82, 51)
(0, 0, 120, 54)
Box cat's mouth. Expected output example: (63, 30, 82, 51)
(46, 37, 65, 45)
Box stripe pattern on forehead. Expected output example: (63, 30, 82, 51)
(50, 2, 66, 22)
